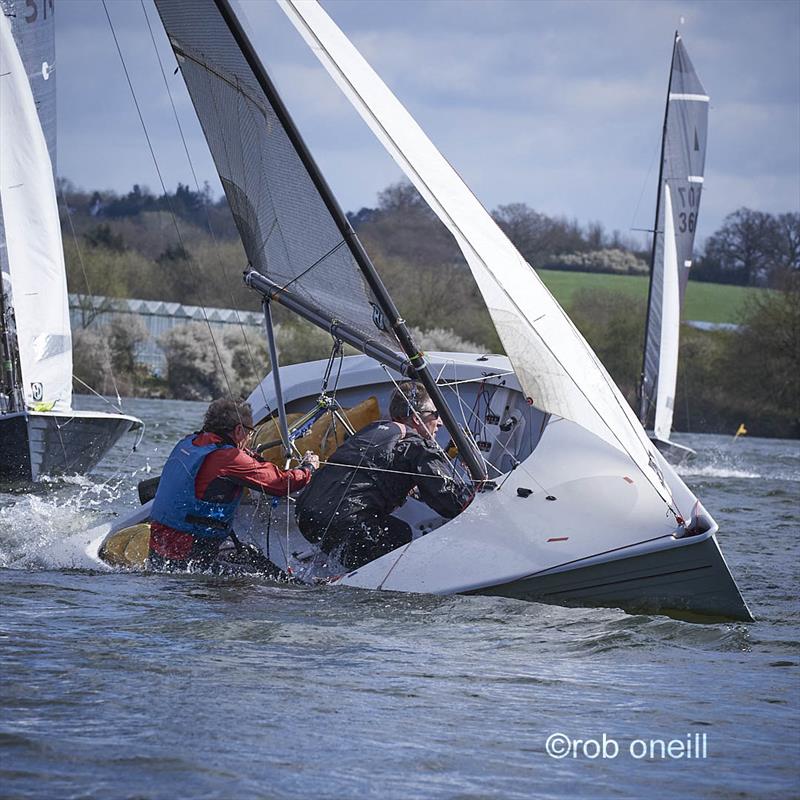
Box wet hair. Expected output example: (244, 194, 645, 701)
(202, 398, 253, 436)
(389, 381, 432, 421)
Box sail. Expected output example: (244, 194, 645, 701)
(653, 185, 680, 441)
(152, 0, 404, 365)
(0, 11, 72, 411)
(1, 0, 57, 169)
(277, 0, 674, 508)
(641, 35, 708, 430)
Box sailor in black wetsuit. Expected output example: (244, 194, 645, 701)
(295, 381, 473, 571)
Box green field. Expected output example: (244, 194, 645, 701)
(537, 270, 759, 324)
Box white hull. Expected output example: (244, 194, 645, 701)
(0, 409, 142, 483)
(41, 353, 751, 622)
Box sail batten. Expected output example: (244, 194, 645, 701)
(278, 0, 676, 509)
(641, 35, 708, 431)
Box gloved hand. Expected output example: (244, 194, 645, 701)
(300, 451, 320, 472)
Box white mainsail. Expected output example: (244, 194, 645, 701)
(276, 0, 674, 509)
(0, 12, 72, 412)
(653, 185, 680, 442)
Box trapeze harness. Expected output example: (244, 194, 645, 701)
(151, 434, 240, 540)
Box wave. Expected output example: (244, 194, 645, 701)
(678, 465, 761, 480)
(0, 477, 125, 568)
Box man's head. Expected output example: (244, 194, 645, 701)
(389, 381, 442, 439)
(203, 398, 254, 446)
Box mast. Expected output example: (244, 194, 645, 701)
(638, 31, 679, 426)
(215, 0, 486, 481)
(0, 283, 21, 413)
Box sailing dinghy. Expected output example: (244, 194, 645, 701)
(0, 5, 142, 483)
(638, 34, 709, 464)
(52, 0, 750, 621)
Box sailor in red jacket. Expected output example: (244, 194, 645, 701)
(148, 397, 318, 572)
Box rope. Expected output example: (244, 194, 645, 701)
(140, 1, 271, 412)
(59, 185, 124, 409)
(379, 365, 470, 489)
(103, 1, 236, 404)
(71, 375, 126, 415)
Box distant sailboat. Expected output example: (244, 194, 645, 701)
(0, 4, 141, 482)
(638, 33, 708, 464)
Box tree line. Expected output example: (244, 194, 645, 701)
(60, 179, 798, 437)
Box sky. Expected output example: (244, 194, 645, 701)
(53, 0, 799, 247)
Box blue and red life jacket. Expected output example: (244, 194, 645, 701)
(151, 434, 240, 539)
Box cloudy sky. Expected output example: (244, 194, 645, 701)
(55, 0, 799, 246)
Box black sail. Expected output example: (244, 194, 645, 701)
(152, 0, 404, 366)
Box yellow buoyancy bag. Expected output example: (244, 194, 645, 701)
(254, 396, 380, 466)
(99, 523, 152, 569)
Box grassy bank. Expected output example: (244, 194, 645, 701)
(537, 270, 758, 324)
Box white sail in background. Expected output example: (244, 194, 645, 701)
(653, 185, 680, 442)
(277, 0, 673, 507)
(0, 13, 72, 411)
(640, 35, 708, 433)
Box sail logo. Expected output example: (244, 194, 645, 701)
(371, 302, 387, 332)
(31, 382, 43, 402)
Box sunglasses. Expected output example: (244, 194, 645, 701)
(418, 408, 439, 419)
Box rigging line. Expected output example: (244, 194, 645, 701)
(379, 364, 471, 488)
(447, 377, 547, 493)
(102, 0, 236, 402)
(276, 239, 348, 296)
(436, 371, 516, 388)
(291, 13, 681, 519)
(630, 131, 663, 237)
(311, 426, 378, 550)
(72, 375, 125, 415)
(140, 0, 271, 416)
(97, 427, 148, 489)
(58, 185, 124, 409)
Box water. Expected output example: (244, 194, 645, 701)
(1, 397, 798, 799)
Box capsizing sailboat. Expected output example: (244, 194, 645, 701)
(56, 0, 750, 621)
(0, 3, 142, 483)
(638, 33, 708, 464)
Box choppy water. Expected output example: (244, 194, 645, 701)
(1, 397, 798, 799)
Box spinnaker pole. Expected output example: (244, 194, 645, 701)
(215, 0, 487, 481)
(639, 31, 679, 426)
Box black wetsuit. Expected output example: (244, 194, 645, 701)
(295, 420, 471, 571)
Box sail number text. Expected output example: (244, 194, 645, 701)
(676, 186, 700, 234)
(24, 0, 54, 23)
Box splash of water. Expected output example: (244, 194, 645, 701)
(0, 476, 125, 568)
(678, 465, 761, 480)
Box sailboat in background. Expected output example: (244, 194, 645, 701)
(0, 3, 141, 483)
(638, 33, 709, 464)
(48, 0, 750, 620)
